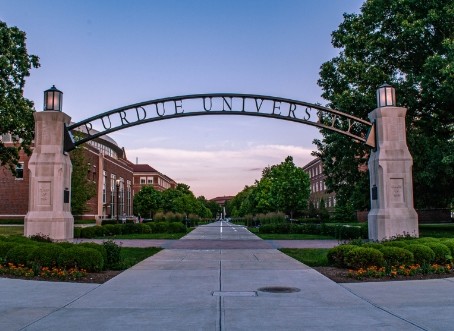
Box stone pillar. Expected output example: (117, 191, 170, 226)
(368, 106, 418, 241)
(24, 111, 74, 240)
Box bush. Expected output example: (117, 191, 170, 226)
(167, 222, 186, 233)
(80, 226, 99, 239)
(440, 239, 454, 256)
(28, 245, 64, 268)
(344, 247, 385, 269)
(379, 246, 414, 267)
(135, 223, 151, 234)
(29, 233, 52, 243)
(78, 243, 108, 267)
(362, 242, 383, 250)
(55, 242, 75, 250)
(103, 240, 122, 268)
(149, 222, 169, 233)
(101, 220, 118, 225)
(405, 244, 435, 265)
(327, 245, 357, 268)
(0, 242, 15, 260)
(59, 246, 104, 272)
(423, 242, 452, 264)
(382, 241, 408, 248)
(5, 245, 38, 265)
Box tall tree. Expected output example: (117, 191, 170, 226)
(264, 156, 310, 218)
(316, 0, 454, 209)
(70, 146, 96, 215)
(0, 21, 40, 173)
(133, 185, 162, 219)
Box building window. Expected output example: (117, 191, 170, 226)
(127, 180, 132, 216)
(147, 177, 153, 184)
(102, 171, 107, 204)
(140, 177, 146, 184)
(110, 174, 116, 218)
(15, 162, 24, 180)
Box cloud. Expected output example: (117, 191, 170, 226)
(127, 144, 315, 198)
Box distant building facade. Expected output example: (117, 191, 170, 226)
(302, 158, 336, 211)
(0, 132, 175, 220)
(130, 163, 177, 194)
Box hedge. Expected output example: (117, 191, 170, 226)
(379, 246, 413, 267)
(344, 247, 385, 269)
(59, 246, 104, 272)
(405, 244, 435, 265)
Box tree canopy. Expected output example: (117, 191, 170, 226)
(0, 20, 39, 173)
(316, 0, 454, 209)
(70, 146, 96, 215)
(133, 183, 213, 219)
(228, 156, 310, 217)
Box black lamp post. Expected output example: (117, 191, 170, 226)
(376, 84, 396, 108)
(116, 179, 120, 223)
(44, 85, 63, 111)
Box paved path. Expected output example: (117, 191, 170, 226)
(1, 221, 454, 330)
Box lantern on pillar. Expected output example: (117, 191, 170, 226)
(44, 85, 63, 111)
(376, 84, 396, 108)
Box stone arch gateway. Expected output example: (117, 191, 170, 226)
(24, 92, 418, 241)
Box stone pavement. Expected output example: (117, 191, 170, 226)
(1, 221, 454, 330)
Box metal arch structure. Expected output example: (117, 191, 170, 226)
(64, 93, 376, 151)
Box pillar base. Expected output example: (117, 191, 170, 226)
(368, 208, 418, 241)
(24, 211, 74, 240)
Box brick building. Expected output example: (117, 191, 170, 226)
(130, 163, 177, 195)
(0, 132, 175, 221)
(302, 158, 336, 211)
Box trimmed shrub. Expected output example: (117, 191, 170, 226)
(0, 242, 15, 260)
(103, 240, 122, 268)
(5, 245, 38, 265)
(382, 241, 408, 248)
(379, 246, 414, 267)
(80, 226, 99, 239)
(327, 245, 357, 268)
(135, 223, 151, 234)
(362, 242, 383, 250)
(440, 239, 454, 256)
(344, 247, 385, 269)
(59, 246, 104, 272)
(28, 245, 64, 268)
(78, 243, 108, 267)
(423, 242, 452, 264)
(167, 222, 186, 233)
(55, 242, 75, 250)
(101, 220, 118, 225)
(149, 222, 169, 233)
(405, 244, 435, 265)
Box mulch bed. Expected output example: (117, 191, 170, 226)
(0, 270, 123, 284)
(2, 267, 454, 284)
(314, 266, 454, 283)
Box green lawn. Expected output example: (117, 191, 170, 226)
(279, 248, 330, 267)
(120, 247, 162, 269)
(254, 233, 335, 240)
(0, 226, 24, 236)
(419, 224, 454, 238)
(95, 233, 187, 240)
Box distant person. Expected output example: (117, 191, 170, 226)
(121, 213, 126, 224)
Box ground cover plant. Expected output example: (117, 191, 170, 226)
(0, 235, 160, 283)
(282, 237, 454, 282)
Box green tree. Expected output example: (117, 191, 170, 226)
(264, 156, 310, 218)
(133, 185, 162, 219)
(0, 20, 40, 173)
(316, 0, 454, 209)
(70, 146, 96, 215)
(231, 156, 310, 218)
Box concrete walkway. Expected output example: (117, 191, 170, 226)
(1, 222, 454, 330)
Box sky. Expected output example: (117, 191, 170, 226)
(1, 0, 365, 199)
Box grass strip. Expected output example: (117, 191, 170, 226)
(280, 248, 330, 267)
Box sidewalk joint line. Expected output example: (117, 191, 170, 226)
(339, 284, 429, 331)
